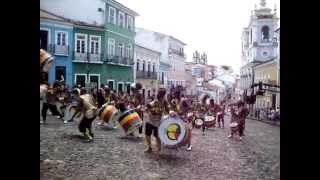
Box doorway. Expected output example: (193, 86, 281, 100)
(56, 66, 66, 82)
(40, 30, 49, 50)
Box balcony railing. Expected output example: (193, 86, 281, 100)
(168, 48, 185, 58)
(106, 55, 134, 66)
(54, 45, 69, 56)
(136, 71, 157, 79)
(73, 51, 102, 63)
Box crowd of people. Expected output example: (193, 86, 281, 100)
(40, 80, 250, 152)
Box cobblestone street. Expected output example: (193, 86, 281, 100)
(40, 112, 280, 180)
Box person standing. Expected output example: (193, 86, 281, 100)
(235, 101, 249, 140)
(41, 82, 63, 124)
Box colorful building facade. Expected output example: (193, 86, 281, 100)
(40, 9, 73, 86)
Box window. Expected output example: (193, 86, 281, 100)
(75, 34, 87, 53)
(161, 72, 164, 84)
(55, 66, 66, 82)
(126, 44, 132, 58)
(89, 36, 100, 54)
(118, 44, 124, 57)
(261, 26, 270, 40)
(75, 74, 87, 88)
(56, 31, 67, 46)
(153, 63, 155, 73)
(125, 46, 129, 58)
(142, 61, 145, 72)
(108, 38, 115, 56)
(127, 15, 133, 31)
(108, 80, 114, 90)
(108, 6, 116, 24)
(250, 28, 252, 44)
(118, 11, 125, 28)
(136, 60, 140, 71)
(118, 82, 124, 93)
(147, 62, 151, 73)
(89, 74, 100, 88)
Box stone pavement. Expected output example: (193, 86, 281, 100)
(40, 113, 280, 180)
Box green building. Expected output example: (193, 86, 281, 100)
(72, 0, 138, 93)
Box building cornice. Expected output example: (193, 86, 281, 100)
(104, 0, 139, 16)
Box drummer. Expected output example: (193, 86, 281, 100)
(69, 89, 98, 142)
(129, 82, 144, 137)
(228, 101, 249, 140)
(208, 99, 222, 128)
(145, 87, 169, 153)
(217, 101, 226, 129)
(41, 82, 63, 124)
(200, 95, 210, 135)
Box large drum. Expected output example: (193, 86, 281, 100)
(204, 115, 216, 128)
(193, 118, 204, 129)
(40, 49, 54, 72)
(158, 116, 191, 149)
(99, 105, 117, 124)
(230, 122, 238, 133)
(118, 109, 142, 135)
(64, 104, 83, 123)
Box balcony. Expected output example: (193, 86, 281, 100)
(106, 56, 134, 66)
(168, 48, 185, 58)
(54, 45, 69, 56)
(73, 51, 103, 64)
(136, 71, 157, 79)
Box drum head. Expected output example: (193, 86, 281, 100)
(230, 122, 238, 128)
(194, 119, 203, 126)
(158, 117, 186, 147)
(205, 116, 215, 122)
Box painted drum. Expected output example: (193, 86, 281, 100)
(99, 105, 117, 124)
(118, 109, 142, 135)
(159, 116, 190, 148)
(194, 118, 204, 129)
(204, 116, 216, 128)
(40, 49, 54, 72)
(230, 122, 238, 132)
(64, 104, 83, 123)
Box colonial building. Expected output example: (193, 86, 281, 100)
(135, 28, 186, 89)
(240, 0, 279, 97)
(41, 0, 138, 93)
(253, 59, 279, 109)
(40, 9, 74, 86)
(134, 44, 160, 100)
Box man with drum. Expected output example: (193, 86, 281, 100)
(129, 83, 145, 137)
(145, 87, 169, 153)
(69, 89, 98, 142)
(228, 101, 249, 140)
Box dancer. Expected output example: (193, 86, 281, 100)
(69, 89, 98, 142)
(145, 87, 169, 153)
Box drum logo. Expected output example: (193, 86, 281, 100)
(166, 123, 181, 140)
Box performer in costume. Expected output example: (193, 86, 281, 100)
(228, 101, 249, 140)
(129, 82, 144, 137)
(208, 99, 221, 128)
(145, 87, 169, 153)
(217, 101, 226, 128)
(70, 89, 98, 142)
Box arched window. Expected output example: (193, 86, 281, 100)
(261, 26, 270, 41)
(147, 62, 151, 73)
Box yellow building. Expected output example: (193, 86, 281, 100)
(253, 59, 279, 109)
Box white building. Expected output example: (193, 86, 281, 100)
(134, 44, 161, 100)
(135, 28, 186, 89)
(240, 0, 279, 95)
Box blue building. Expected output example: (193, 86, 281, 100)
(40, 9, 73, 87)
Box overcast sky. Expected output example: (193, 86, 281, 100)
(116, 0, 280, 74)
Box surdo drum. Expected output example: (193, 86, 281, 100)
(117, 109, 142, 135)
(40, 49, 54, 73)
(99, 104, 117, 124)
(204, 116, 216, 128)
(193, 118, 204, 129)
(230, 122, 238, 133)
(158, 116, 191, 149)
